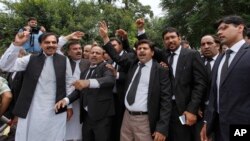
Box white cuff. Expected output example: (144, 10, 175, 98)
(64, 97, 70, 105)
(89, 79, 100, 88)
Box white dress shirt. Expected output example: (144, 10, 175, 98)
(216, 39, 245, 112)
(170, 46, 181, 100)
(205, 53, 219, 70)
(125, 59, 152, 112)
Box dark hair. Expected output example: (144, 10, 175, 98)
(28, 17, 37, 22)
(202, 34, 221, 46)
(110, 37, 122, 45)
(134, 39, 154, 51)
(162, 27, 180, 39)
(214, 15, 246, 36)
(38, 32, 58, 44)
(66, 41, 81, 50)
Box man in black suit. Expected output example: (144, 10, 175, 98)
(200, 35, 220, 110)
(160, 27, 208, 141)
(55, 45, 115, 141)
(200, 15, 250, 141)
(99, 21, 172, 141)
(136, 19, 208, 141)
(197, 35, 221, 141)
(105, 37, 130, 141)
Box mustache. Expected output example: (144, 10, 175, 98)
(47, 46, 55, 49)
(76, 52, 82, 55)
(138, 53, 145, 56)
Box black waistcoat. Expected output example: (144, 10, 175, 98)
(13, 53, 67, 118)
(69, 58, 90, 74)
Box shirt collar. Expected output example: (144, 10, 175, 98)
(139, 59, 153, 68)
(119, 50, 124, 56)
(172, 45, 181, 55)
(212, 53, 219, 61)
(74, 59, 81, 63)
(229, 39, 245, 53)
(43, 52, 54, 57)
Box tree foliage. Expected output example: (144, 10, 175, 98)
(160, 0, 250, 48)
(0, 0, 153, 52)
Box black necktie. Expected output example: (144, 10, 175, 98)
(85, 67, 95, 79)
(168, 52, 175, 66)
(206, 58, 213, 78)
(220, 49, 233, 85)
(168, 52, 175, 77)
(127, 63, 145, 105)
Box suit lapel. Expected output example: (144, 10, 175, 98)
(126, 62, 139, 90)
(210, 54, 223, 99)
(220, 43, 248, 86)
(79, 59, 90, 72)
(148, 61, 157, 101)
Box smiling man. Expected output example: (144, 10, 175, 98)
(0, 32, 74, 141)
(55, 45, 116, 141)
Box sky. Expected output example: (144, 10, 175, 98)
(0, 0, 164, 17)
(138, 0, 163, 17)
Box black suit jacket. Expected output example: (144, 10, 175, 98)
(103, 42, 172, 136)
(206, 43, 250, 140)
(138, 33, 207, 115)
(155, 47, 208, 115)
(201, 55, 221, 114)
(67, 61, 115, 122)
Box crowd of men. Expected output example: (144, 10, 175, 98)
(0, 15, 249, 141)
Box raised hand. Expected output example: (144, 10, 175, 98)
(98, 21, 109, 44)
(40, 26, 46, 32)
(99, 21, 108, 38)
(14, 31, 30, 46)
(65, 31, 85, 40)
(105, 64, 117, 77)
(116, 29, 128, 39)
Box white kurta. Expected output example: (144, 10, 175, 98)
(0, 44, 74, 141)
(65, 60, 82, 141)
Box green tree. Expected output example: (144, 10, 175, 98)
(160, 0, 250, 48)
(0, 0, 155, 55)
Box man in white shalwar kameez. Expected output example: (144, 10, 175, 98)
(0, 32, 74, 141)
(58, 34, 88, 141)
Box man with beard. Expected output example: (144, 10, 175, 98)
(136, 19, 208, 141)
(200, 15, 250, 141)
(63, 41, 89, 141)
(55, 45, 115, 141)
(56, 32, 88, 140)
(19, 17, 46, 54)
(0, 32, 74, 141)
(200, 35, 220, 106)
